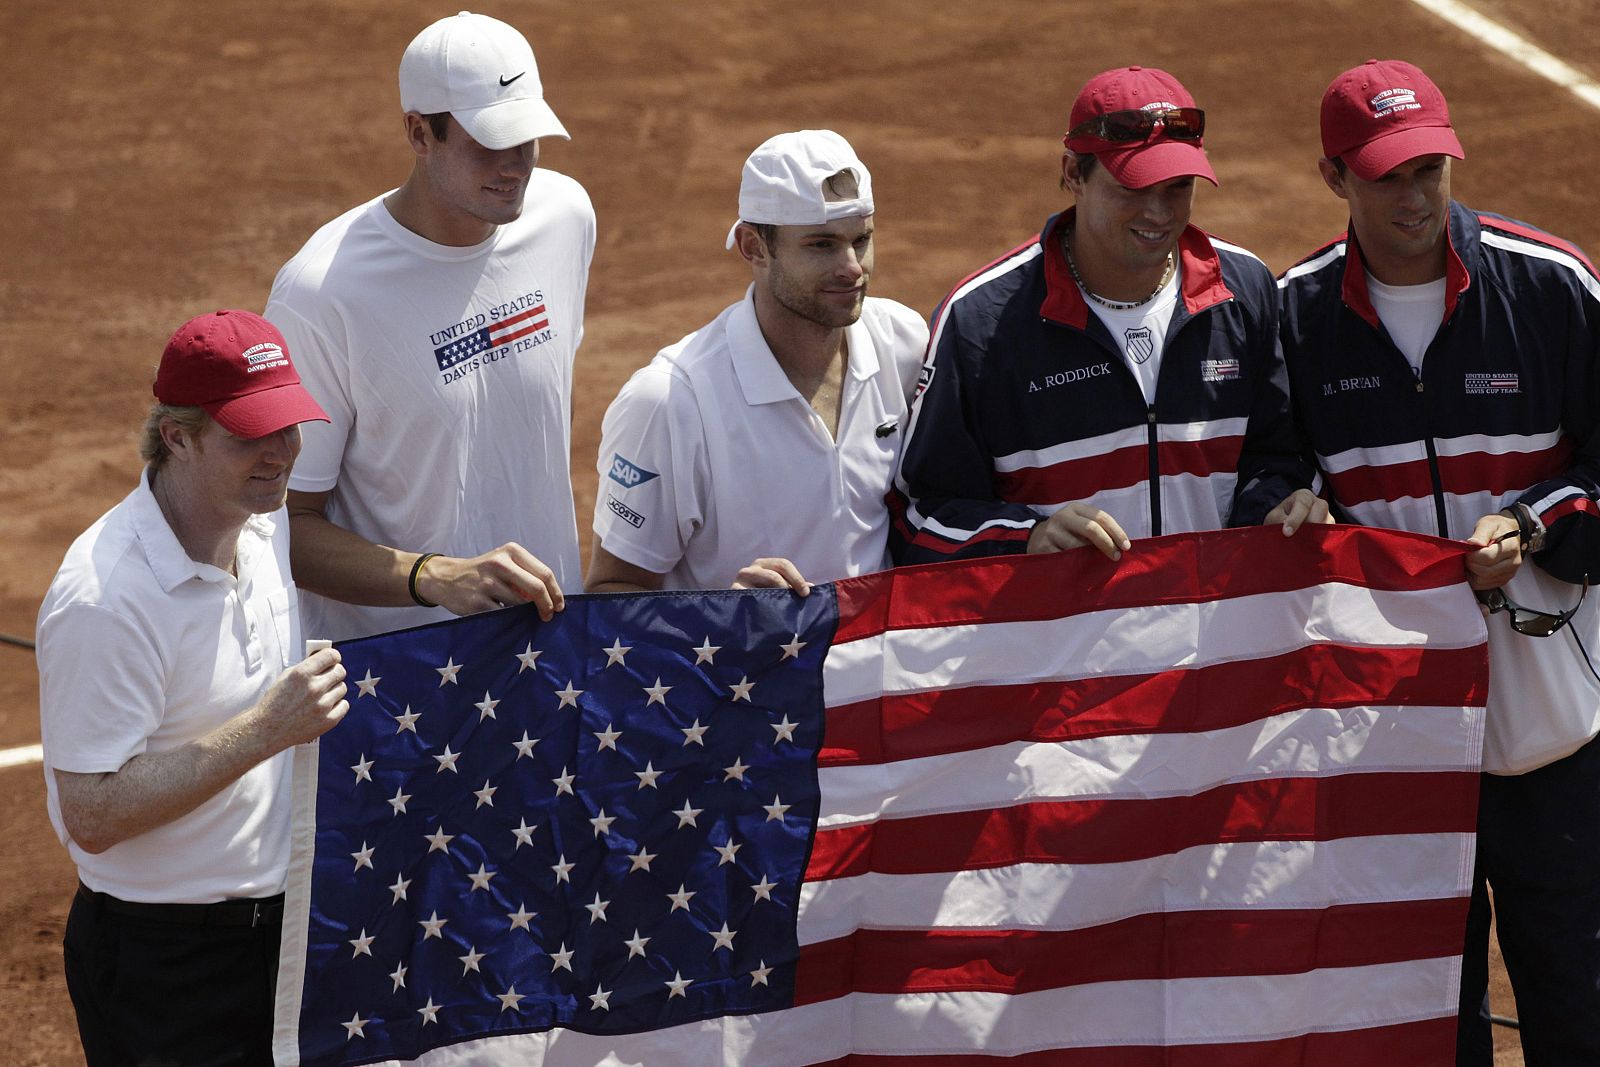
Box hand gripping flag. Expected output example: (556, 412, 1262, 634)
(274, 525, 1487, 1065)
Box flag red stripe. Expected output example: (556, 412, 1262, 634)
(805, 770, 1479, 880)
(820, 643, 1486, 766)
(793, 897, 1468, 1003)
(489, 318, 549, 347)
(831, 525, 1470, 643)
(805, 1016, 1455, 1066)
(490, 304, 548, 332)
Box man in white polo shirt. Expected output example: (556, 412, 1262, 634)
(36, 310, 349, 1064)
(586, 130, 929, 594)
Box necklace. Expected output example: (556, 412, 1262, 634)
(1061, 225, 1175, 311)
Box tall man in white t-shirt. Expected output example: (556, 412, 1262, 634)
(268, 11, 595, 640)
(1278, 59, 1600, 1065)
(37, 310, 349, 1064)
(585, 130, 929, 594)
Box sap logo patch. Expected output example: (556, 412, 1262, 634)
(608, 454, 660, 489)
(606, 495, 646, 529)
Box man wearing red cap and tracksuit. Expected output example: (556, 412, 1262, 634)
(1279, 59, 1600, 1064)
(890, 66, 1322, 566)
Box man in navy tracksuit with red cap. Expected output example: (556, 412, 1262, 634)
(891, 66, 1322, 566)
(1279, 59, 1600, 1065)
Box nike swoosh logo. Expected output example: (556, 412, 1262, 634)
(499, 72, 526, 87)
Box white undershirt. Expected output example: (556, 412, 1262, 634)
(1366, 274, 1446, 377)
(1085, 265, 1181, 405)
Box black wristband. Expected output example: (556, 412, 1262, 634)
(1500, 504, 1536, 552)
(409, 553, 440, 608)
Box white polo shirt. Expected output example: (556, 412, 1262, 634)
(594, 289, 929, 589)
(36, 472, 300, 903)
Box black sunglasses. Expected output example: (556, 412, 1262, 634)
(1066, 107, 1206, 145)
(1478, 579, 1588, 637)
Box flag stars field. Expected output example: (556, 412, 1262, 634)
(293, 594, 830, 1060)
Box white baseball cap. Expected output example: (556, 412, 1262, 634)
(399, 11, 568, 150)
(725, 129, 874, 249)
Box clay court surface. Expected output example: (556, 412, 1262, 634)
(4, 0, 1597, 1060)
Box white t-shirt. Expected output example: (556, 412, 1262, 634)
(268, 171, 595, 640)
(36, 473, 300, 903)
(1367, 274, 1446, 376)
(594, 290, 929, 589)
(1084, 267, 1181, 406)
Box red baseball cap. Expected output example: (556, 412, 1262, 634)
(154, 310, 329, 438)
(1065, 66, 1218, 189)
(1321, 59, 1464, 180)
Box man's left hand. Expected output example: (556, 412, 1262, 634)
(1265, 489, 1332, 536)
(1465, 512, 1524, 591)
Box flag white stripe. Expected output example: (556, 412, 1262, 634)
(389, 958, 1457, 1065)
(795, 833, 1474, 943)
(815, 704, 1482, 826)
(823, 585, 1487, 707)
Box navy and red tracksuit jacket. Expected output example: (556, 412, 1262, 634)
(1279, 201, 1600, 772)
(1278, 200, 1600, 583)
(889, 209, 1312, 563)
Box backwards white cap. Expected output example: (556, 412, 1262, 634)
(399, 11, 568, 150)
(725, 129, 874, 249)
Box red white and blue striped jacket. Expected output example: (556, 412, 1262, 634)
(889, 209, 1312, 563)
(1277, 201, 1600, 586)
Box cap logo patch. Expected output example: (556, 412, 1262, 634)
(1369, 87, 1420, 119)
(498, 71, 526, 87)
(1140, 100, 1181, 112)
(241, 341, 288, 373)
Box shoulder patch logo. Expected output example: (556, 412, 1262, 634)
(609, 454, 660, 489)
(1201, 358, 1242, 383)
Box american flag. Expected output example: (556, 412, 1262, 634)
(274, 525, 1486, 1065)
(432, 305, 549, 371)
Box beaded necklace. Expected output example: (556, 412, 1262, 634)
(1061, 225, 1175, 311)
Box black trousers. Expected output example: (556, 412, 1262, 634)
(1457, 730, 1600, 1066)
(64, 885, 284, 1067)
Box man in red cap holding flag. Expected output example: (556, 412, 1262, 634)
(1280, 59, 1600, 1064)
(891, 66, 1321, 565)
(36, 310, 350, 1064)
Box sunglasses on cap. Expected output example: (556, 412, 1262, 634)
(1065, 107, 1206, 146)
(1477, 578, 1588, 638)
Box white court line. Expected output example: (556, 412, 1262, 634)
(1408, 0, 1600, 111)
(0, 743, 43, 769)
